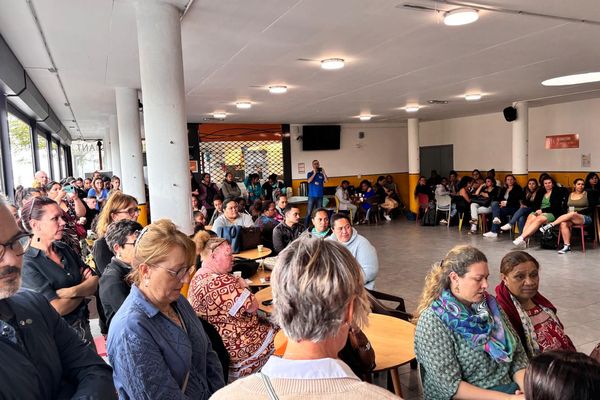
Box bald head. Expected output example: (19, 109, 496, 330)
(0, 199, 24, 299)
(34, 170, 49, 186)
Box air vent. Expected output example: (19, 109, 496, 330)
(427, 100, 449, 104)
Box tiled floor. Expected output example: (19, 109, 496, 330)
(91, 219, 599, 399)
(357, 218, 600, 400)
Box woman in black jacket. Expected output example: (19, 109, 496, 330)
(484, 174, 524, 237)
(513, 176, 565, 247)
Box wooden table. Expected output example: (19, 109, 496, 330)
(256, 290, 416, 397)
(234, 247, 272, 260)
(248, 269, 272, 287)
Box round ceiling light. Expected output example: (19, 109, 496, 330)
(542, 72, 600, 86)
(405, 106, 420, 113)
(465, 93, 482, 101)
(236, 101, 252, 109)
(320, 58, 345, 70)
(213, 112, 226, 119)
(359, 115, 372, 121)
(268, 85, 287, 94)
(443, 8, 479, 26)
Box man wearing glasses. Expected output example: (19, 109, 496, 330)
(0, 198, 116, 399)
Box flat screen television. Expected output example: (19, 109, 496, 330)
(302, 125, 341, 150)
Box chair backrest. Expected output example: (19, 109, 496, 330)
(334, 194, 341, 210)
(435, 194, 451, 207)
(366, 290, 412, 321)
(417, 193, 429, 207)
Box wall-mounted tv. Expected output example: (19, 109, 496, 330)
(302, 125, 341, 150)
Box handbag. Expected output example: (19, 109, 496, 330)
(232, 259, 259, 279)
(338, 324, 376, 378)
(240, 227, 261, 251)
(540, 228, 558, 250)
(471, 195, 491, 207)
(215, 225, 242, 253)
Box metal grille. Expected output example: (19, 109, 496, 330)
(198, 140, 283, 183)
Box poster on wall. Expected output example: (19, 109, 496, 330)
(545, 134, 579, 149)
(189, 160, 198, 173)
(582, 153, 591, 168)
(298, 162, 305, 174)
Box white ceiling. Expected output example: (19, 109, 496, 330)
(1, 0, 600, 139)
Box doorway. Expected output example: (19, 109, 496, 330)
(420, 145, 454, 179)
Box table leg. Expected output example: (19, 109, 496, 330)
(390, 368, 403, 397)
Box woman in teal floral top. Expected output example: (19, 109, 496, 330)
(414, 245, 528, 400)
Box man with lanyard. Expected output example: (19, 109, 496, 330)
(305, 160, 328, 226)
(0, 198, 115, 399)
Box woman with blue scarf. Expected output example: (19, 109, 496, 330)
(414, 245, 528, 400)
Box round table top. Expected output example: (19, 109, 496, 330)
(247, 269, 272, 287)
(272, 312, 415, 372)
(255, 286, 273, 313)
(234, 247, 272, 260)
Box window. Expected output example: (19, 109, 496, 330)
(37, 133, 50, 175)
(61, 146, 68, 178)
(7, 113, 34, 187)
(51, 140, 59, 180)
(70, 140, 101, 178)
(58, 145, 66, 179)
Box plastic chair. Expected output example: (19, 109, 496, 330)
(365, 196, 380, 225)
(334, 195, 353, 224)
(435, 194, 451, 228)
(416, 193, 430, 225)
(557, 225, 596, 253)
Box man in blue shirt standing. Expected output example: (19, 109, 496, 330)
(306, 159, 328, 226)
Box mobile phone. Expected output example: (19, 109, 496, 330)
(262, 299, 273, 306)
(63, 185, 75, 194)
(317, 167, 323, 172)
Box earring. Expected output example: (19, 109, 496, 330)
(144, 278, 150, 287)
(36, 237, 41, 243)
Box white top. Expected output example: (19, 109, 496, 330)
(211, 213, 254, 231)
(261, 357, 359, 380)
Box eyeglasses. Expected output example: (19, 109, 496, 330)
(0, 233, 33, 261)
(151, 264, 195, 281)
(122, 242, 136, 247)
(115, 207, 141, 217)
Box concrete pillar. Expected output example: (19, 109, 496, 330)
(135, 1, 192, 234)
(103, 129, 112, 172)
(512, 102, 529, 187)
(109, 115, 122, 178)
(115, 87, 148, 226)
(408, 118, 420, 214)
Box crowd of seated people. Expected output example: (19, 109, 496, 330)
(416, 169, 599, 252)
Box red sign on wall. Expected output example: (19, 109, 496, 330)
(545, 134, 579, 149)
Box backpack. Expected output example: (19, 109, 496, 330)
(421, 208, 437, 226)
(540, 228, 558, 250)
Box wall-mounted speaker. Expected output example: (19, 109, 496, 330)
(503, 106, 517, 122)
(358, 131, 365, 139)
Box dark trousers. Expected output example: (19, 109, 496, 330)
(306, 196, 323, 226)
(491, 202, 519, 233)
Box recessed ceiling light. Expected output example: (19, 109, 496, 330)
(405, 106, 420, 113)
(427, 100, 448, 104)
(465, 93, 482, 101)
(359, 115, 372, 121)
(443, 8, 479, 26)
(268, 85, 287, 94)
(236, 101, 252, 109)
(320, 58, 345, 70)
(213, 112, 226, 119)
(542, 72, 600, 86)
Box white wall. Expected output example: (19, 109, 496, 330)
(290, 123, 408, 180)
(419, 97, 600, 172)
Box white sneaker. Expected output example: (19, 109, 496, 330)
(493, 217, 501, 225)
(539, 223, 553, 234)
(384, 214, 391, 221)
(558, 245, 571, 254)
(483, 232, 498, 238)
(500, 223, 512, 231)
(513, 236, 525, 248)
(439, 219, 448, 225)
(470, 224, 477, 233)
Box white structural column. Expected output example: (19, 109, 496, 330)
(135, 1, 192, 233)
(109, 114, 122, 177)
(115, 87, 147, 224)
(512, 101, 529, 186)
(408, 118, 420, 213)
(103, 129, 112, 171)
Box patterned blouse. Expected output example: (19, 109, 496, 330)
(188, 272, 275, 381)
(527, 305, 576, 353)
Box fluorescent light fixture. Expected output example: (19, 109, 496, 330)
(465, 93, 482, 101)
(236, 101, 252, 109)
(444, 8, 479, 26)
(542, 72, 600, 86)
(405, 106, 420, 113)
(359, 115, 372, 121)
(320, 58, 345, 70)
(213, 112, 226, 119)
(268, 85, 287, 94)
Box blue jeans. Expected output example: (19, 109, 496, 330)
(509, 207, 532, 234)
(491, 202, 519, 233)
(306, 196, 323, 226)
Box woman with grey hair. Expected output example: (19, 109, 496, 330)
(99, 219, 142, 329)
(211, 235, 400, 399)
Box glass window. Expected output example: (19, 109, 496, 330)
(0, 139, 5, 195)
(7, 113, 34, 187)
(61, 146, 68, 178)
(70, 140, 101, 179)
(58, 145, 65, 179)
(37, 133, 50, 175)
(51, 140, 59, 180)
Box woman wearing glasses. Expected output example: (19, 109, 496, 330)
(107, 219, 225, 399)
(188, 232, 276, 382)
(20, 197, 99, 346)
(98, 219, 143, 330)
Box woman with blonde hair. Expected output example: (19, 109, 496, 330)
(188, 231, 275, 381)
(414, 245, 528, 400)
(107, 219, 225, 399)
(211, 235, 398, 399)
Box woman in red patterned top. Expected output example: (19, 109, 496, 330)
(495, 251, 575, 358)
(188, 232, 276, 381)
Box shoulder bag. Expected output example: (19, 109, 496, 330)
(338, 324, 376, 379)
